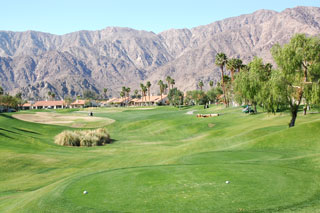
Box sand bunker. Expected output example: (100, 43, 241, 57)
(13, 112, 115, 128)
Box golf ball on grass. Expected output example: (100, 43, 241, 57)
(225, 181, 230, 184)
(83, 190, 88, 194)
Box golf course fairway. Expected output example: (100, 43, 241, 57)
(1, 106, 320, 212)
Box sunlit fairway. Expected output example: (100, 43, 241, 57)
(1, 106, 320, 212)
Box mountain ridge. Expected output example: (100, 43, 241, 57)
(0, 6, 319, 99)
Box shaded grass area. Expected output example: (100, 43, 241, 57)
(1, 106, 320, 212)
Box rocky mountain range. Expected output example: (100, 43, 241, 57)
(0, 6, 319, 99)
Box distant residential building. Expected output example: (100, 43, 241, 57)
(22, 103, 32, 110)
(131, 95, 168, 106)
(70, 100, 86, 108)
(106, 97, 129, 106)
(32, 100, 66, 109)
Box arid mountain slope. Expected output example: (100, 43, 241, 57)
(0, 6, 319, 99)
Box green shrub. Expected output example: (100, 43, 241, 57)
(54, 128, 110, 147)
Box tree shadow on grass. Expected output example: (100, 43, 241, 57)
(0, 128, 21, 135)
(12, 127, 41, 135)
(109, 138, 117, 144)
(0, 114, 14, 119)
(0, 132, 14, 139)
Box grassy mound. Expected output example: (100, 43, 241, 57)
(54, 128, 110, 147)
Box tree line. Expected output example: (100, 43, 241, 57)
(0, 88, 25, 111)
(214, 34, 320, 127)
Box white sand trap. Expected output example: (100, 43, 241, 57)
(186, 110, 196, 115)
(13, 112, 115, 128)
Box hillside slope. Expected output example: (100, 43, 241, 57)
(0, 6, 319, 98)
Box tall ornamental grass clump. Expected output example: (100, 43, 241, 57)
(55, 128, 111, 147)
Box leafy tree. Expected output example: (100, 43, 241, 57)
(271, 34, 320, 127)
(209, 80, 214, 88)
(198, 81, 204, 91)
(185, 90, 208, 105)
(0, 94, 20, 111)
(15, 92, 22, 99)
(48, 91, 52, 100)
(83, 90, 97, 100)
(0, 86, 3, 95)
(207, 88, 219, 104)
(234, 57, 270, 113)
(64, 96, 73, 107)
(168, 88, 184, 107)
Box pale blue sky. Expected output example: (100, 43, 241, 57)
(1, 0, 319, 35)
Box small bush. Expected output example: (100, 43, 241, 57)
(55, 128, 111, 147)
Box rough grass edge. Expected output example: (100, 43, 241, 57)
(55, 128, 111, 147)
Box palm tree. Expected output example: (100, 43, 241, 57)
(158, 80, 164, 100)
(120, 91, 125, 99)
(134, 89, 139, 98)
(126, 87, 131, 106)
(198, 81, 204, 91)
(215, 53, 228, 106)
(0, 86, 4, 96)
(215, 53, 228, 84)
(164, 84, 168, 95)
(235, 58, 243, 73)
(146, 81, 151, 103)
(209, 80, 214, 88)
(51, 93, 55, 100)
(140, 83, 145, 101)
(166, 76, 172, 91)
(142, 85, 147, 104)
(227, 58, 238, 82)
(170, 78, 175, 89)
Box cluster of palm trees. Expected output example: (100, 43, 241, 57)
(114, 52, 244, 107)
(120, 87, 131, 100)
(139, 82, 151, 102)
(117, 76, 176, 105)
(214, 53, 244, 106)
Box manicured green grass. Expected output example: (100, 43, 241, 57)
(1, 106, 320, 212)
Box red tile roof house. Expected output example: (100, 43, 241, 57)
(70, 100, 86, 108)
(32, 100, 67, 109)
(22, 103, 32, 110)
(131, 95, 168, 106)
(106, 97, 130, 106)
